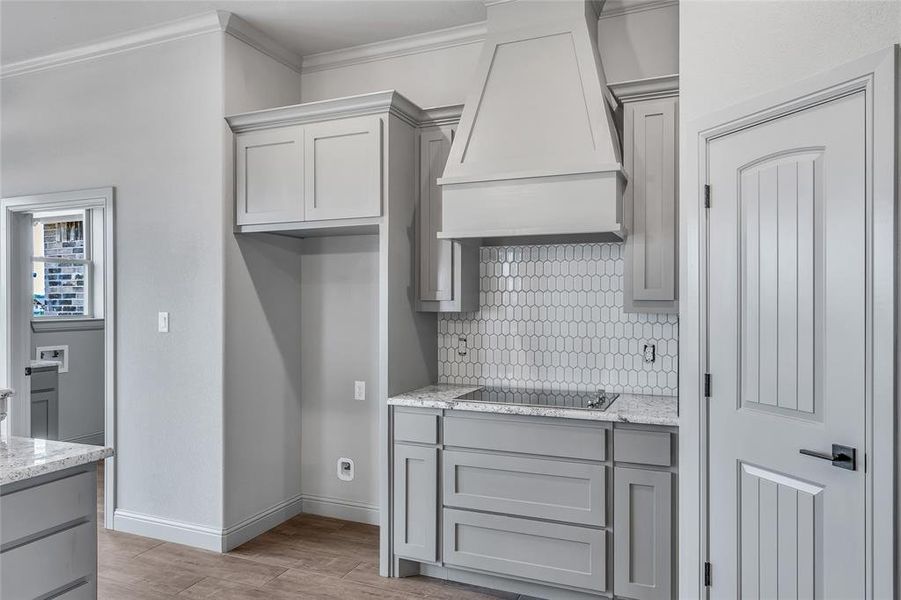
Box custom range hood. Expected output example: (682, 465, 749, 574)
(438, 0, 625, 242)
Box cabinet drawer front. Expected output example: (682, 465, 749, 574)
(444, 413, 605, 460)
(394, 410, 439, 445)
(30, 368, 57, 392)
(304, 115, 382, 221)
(443, 509, 606, 592)
(0, 521, 96, 600)
(443, 451, 606, 526)
(613, 428, 672, 466)
(1, 469, 95, 546)
(236, 126, 305, 225)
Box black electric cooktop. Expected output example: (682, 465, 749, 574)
(458, 386, 619, 411)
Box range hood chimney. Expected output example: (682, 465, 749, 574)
(437, 0, 625, 242)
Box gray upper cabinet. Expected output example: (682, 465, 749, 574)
(616, 77, 679, 314)
(236, 126, 304, 226)
(614, 466, 673, 600)
(303, 115, 382, 221)
(416, 119, 478, 313)
(228, 92, 423, 233)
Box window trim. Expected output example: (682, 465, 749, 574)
(31, 210, 98, 319)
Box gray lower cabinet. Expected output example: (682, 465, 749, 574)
(443, 450, 606, 526)
(613, 467, 673, 600)
(391, 408, 677, 599)
(0, 465, 98, 599)
(393, 443, 438, 562)
(443, 508, 607, 593)
(30, 363, 59, 440)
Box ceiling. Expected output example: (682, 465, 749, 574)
(0, 0, 487, 66)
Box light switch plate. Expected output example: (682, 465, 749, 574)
(158, 312, 169, 333)
(354, 380, 366, 401)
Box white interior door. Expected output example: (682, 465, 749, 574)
(706, 90, 867, 597)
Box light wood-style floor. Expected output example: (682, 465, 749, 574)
(96, 465, 527, 599)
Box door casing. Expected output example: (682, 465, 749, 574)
(680, 47, 897, 599)
(0, 187, 117, 531)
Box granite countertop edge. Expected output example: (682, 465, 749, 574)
(0, 436, 114, 486)
(389, 384, 678, 427)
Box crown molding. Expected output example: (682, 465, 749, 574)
(219, 13, 303, 73)
(1, 11, 301, 79)
(226, 89, 428, 132)
(599, 0, 679, 20)
(301, 21, 487, 74)
(609, 74, 679, 103)
(418, 104, 464, 128)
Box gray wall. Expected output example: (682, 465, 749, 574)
(300, 4, 679, 106)
(31, 323, 104, 444)
(300, 235, 380, 522)
(221, 34, 304, 534)
(2, 33, 227, 529)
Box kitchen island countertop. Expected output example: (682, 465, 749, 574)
(0, 435, 112, 486)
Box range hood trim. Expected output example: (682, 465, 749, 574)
(437, 163, 627, 186)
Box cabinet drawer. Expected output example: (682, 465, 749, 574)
(443, 450, 606, 526)
(614, 428, 672, 466)
(444, 413, 605, 460)
(394, 410, 439, 445)
(1, 469, 95, 546)
(443, 508, 606, 592)
(0, 521, 96, 600)
(30, 368, 57, 392)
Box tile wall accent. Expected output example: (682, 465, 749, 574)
(438, 243, 679, 396)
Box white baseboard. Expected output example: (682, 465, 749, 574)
(301, 494, 379, 525)
(222, 493, 304, 551)
(63, 431, 104, 446)
(113, 509, 223, 552)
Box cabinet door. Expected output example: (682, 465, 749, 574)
(30, 389, 57, 440)
(393, 444, 438, 562)
(236, 126, 304, 225)
(304, 116, 382, 221)
(614, 467, 673, 600)
(624, 97, 678, 312)
(419, 126, 455, 302)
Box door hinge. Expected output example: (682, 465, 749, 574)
(704, 184, 711, 208)
(704, 561, 712, 587)
(704, 373, 711, 398)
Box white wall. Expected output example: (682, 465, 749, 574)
(1, 33, 227, 530)
(31, 324, 105, 444)
(301, 5, 679, 107)
(221, 35, 304, 537)
(678, 1, 901, 596)
(299, 235, 380, 523)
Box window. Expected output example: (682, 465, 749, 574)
(32, 210, 96, 318)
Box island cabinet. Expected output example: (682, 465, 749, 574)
(228, 90, 422, 235)
(611, 76, 679, 314)
(390, 407, 678, 599)
(415, 108, 478, 313)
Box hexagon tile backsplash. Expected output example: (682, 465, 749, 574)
(438, 243, 679, 396)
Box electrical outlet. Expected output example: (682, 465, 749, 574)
(337, 457, 354, 482)
(158, 312, 169, 333)
(643, 343, 656, 363)
(354, 380, 366, 401)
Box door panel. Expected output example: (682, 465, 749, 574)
(707, 90, 866, 598)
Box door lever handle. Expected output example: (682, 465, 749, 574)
(799, 444, 856, 471)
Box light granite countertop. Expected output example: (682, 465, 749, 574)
(0, 435, 113, 486)
(389, 384, 678, 427)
